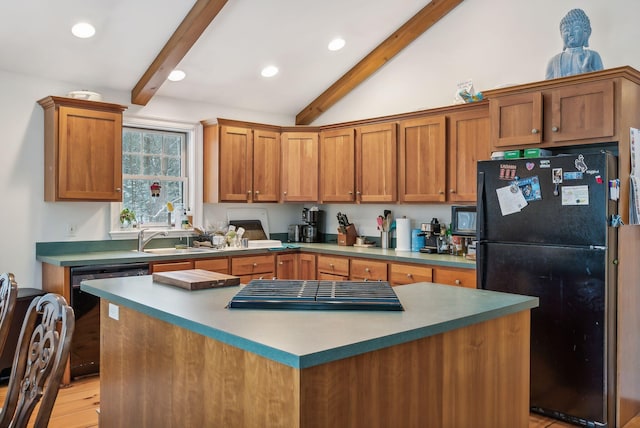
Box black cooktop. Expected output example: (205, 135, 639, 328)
(227, 280, 404, 311)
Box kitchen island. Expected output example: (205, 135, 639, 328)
(81, 276, 537, 428)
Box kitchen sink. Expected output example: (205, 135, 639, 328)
(140, 247, 217, 254)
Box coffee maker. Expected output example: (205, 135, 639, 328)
(419, 218, 441, 254)
(301, 208, 323, 243)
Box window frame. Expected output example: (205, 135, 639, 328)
(110, 116, 202, 239)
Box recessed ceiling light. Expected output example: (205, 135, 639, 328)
(168, 69, 186, 82)
(328, 38, 346, 51)
(71, 22, 96, 39)
(261, 65, 279, 78)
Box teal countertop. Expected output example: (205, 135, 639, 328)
(36, 241, 475, 269)
(81, 277, 537, 369)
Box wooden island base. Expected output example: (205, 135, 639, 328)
(100, 299, 531, 428)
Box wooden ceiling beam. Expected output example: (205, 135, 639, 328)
(295, 0, 464, 125)
(131, 0, 228, 106)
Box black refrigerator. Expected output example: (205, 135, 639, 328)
(477, 151, 618, 428)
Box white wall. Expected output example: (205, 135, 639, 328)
(1, 0, 638, 289)
(313, 0, 640, 125)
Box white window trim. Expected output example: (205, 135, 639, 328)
(110, 115, 203, 240)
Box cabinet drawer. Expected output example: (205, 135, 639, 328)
(389, 263, 433, 286)
(151, 261, 194, 273)
(194, 258, 229, 274)
(317, 255, 349, 277)
(350, 258, 387, 281)
(231, 255, 275, 276)
(434, 267, 476, 288)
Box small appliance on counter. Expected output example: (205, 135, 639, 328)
(287, 224, 303, 242)
(418, 218, 441, 253)
(302, 207, 323, 243)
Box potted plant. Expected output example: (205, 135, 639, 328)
(119, 208, 137, 228)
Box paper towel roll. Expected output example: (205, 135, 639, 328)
(395, 217, 412, 251)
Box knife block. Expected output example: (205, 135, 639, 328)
(338, 224, 357, 246)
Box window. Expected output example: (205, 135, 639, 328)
(122, 126, 188, 226)
(112, 117, 200, 235)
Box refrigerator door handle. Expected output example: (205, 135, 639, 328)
(477, 170, 486, 289)
(477, 171, 486, 240)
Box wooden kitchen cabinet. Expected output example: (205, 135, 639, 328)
(356, 123, 397, 202)
(489, 78, 614, 149)
(389, 263, 433, 286)
(38, 96, 127, 201)
(433, 266, 476, 288)
(276, 253, 297, 279)
(447, 104, 491, 202)
(150, 260, 194, 273)
(319, 128, 356, 202)
(349, 258, 387, 282)
(317, 255, 349, 280)
(398, 115, 446, 202)
(231, 254, 275, 283)
(216, 123, 280, 202)
(194, 257, 229, 274)
(298, 253, 316, 280)
(280, 131, 319, 202)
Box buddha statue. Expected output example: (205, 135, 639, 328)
(545, 8, 603, 79)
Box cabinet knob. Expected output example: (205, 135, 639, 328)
(115, 188, 121, 192)
(356, 191, 361, 195)
(365, 267, 370, 273)
(329, 263, 334, 268)
(279, 261, 283, 265)
(531, 128, 539, 134)
(455, 279, 461, 285)
(552, 126, 559, 132)
(283, 191, 287, 196)
(348, 191, 353, 195)
(253, 263, 258, 267)
(439, 190, 444, 195)
(255, 190, 260, 195)
(247, 190, 252, 194)
(407, 273, 413, 278)
(449, 189, 456, 194)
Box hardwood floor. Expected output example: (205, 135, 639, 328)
(1, 375, 639, 428)
(0, 375, 99, 428)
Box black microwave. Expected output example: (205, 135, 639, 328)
(451, 205, 477, 237)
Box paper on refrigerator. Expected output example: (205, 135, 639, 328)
(496, 184, 528, 216)
(630, 128, 640, 224)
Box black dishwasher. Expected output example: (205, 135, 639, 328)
(70, 262, 149, 378)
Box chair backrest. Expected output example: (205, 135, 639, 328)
(0, 273, 18, 354)
(0, 293, 75, 428)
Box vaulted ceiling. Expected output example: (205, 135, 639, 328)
(0, 0, 463, 124)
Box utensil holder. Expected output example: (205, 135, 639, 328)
(381, 231, 390, 249)
(338, 224, 357, 246)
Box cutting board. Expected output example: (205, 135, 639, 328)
(152, 269, 240, 290)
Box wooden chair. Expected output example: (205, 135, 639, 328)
(0, 273, 18, 354)
(0, 293, 75, 428)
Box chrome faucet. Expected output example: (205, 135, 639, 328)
(138, 229, 169, 252)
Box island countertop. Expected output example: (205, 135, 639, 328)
(81, 276, 538, 369)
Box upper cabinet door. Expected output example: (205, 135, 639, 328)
(252, 129, 280, 202)
(280, 132, 319, 202)
(356, 123, 397, 203)
(490, 92, 543, 148)
(398, 115, 446, 202)
(447, 107, 490, 202)
(550, 80, 614, 143)
(38, 96, 127, 202)
(219, 125, 253, 202)
(58, 106, 123, 200)
(319, 128, 356, 203)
